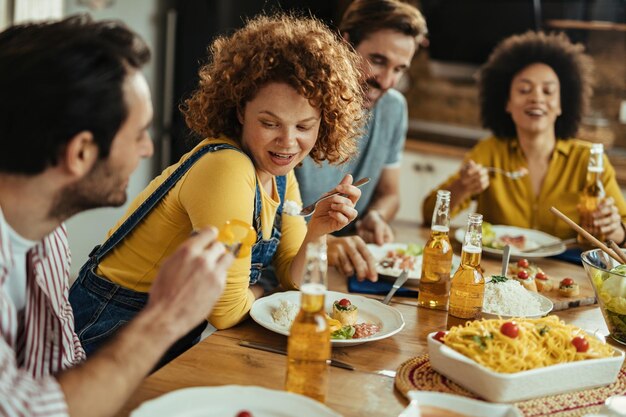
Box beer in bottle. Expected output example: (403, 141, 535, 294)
(579, 143, 606, 244)
(285, 241, 331, 402)
(417, 190, 453, 310)
(448, 213, 485, 321)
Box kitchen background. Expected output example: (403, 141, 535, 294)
(1, 0, 625, 278)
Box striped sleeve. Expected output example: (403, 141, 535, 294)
(0, 337, 68, 417)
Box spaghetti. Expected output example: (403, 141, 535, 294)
(443, 316, 614, 373)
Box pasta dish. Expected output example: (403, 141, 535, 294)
(443, 316, 614, 373)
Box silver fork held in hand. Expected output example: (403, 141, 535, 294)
(298, 177, 370, 217)
(382, 270, 409, 305)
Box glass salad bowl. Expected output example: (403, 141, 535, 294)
(581, 248, 626, 345)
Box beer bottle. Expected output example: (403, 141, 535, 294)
(417, 190, 453, 310)
(579, 143, 606, 244)
(285, 241, 331, 402)
(448, 213, 485, 321)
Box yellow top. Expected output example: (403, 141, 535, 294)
(422, 137, 626, 239)
(97, 137, 307, 329)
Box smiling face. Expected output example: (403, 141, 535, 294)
(56, 70, 154, 215)
(506, 63, 562, 138)
(238, 82, 321, 187)
(352, 29, 416, 109)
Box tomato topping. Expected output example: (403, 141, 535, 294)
(237, 412, 252, 417)
(517, 258, 530, 268)
(517, 270, 529, 280)
(337, 298, 351, 307)
(571, 336, 589, 352)
(500, 321, 519, 338)
(433, 331, 447, 343)
(561, 278, 574, 286)
(535, 272, 548, 281)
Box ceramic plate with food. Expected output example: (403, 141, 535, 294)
(428, 317, 624, 403)
(399, 391, 522, 417)
(454, 225, 565, 258)
(482, 276, 553, 319)
(367, 243, 460, 281)
(130, 386, 341, 417)
(250, 290, 405, 346)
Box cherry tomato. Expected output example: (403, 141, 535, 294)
(517, 270, 529, 280)
(571, 336, 589, 352)
(500, 321, 519, 338)
(433, 331, 447, 343)
(237, 412, 253, 417)
(338, 298, 351, 307)
(561, 278, 574, 286)
(535, 272, 548, 281)
(517, 258, 530, 268)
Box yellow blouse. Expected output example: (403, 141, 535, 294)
(422, 137, 626, 239)
(97, 137, 307, 329)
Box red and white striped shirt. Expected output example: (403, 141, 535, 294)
(0, 207, 85, 417)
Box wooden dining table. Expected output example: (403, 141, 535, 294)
(114, 221, 618, 417)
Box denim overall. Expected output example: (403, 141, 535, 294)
(69, 143, 286, 367)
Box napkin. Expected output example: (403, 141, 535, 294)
(348, 276, 419, 297)
(550, 247, 583, 265)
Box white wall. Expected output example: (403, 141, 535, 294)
(63, 0, 162, 278)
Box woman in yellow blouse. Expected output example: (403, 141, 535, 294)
(69, 15, 366, 362)
(423, 31, 626, 243)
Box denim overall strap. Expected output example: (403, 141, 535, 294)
(89, 143, 242, 263)
(248, 175, 287, 284)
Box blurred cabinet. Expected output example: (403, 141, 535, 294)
(397, 143, 473, 227)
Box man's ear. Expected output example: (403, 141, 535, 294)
(62, 131, 99, 176)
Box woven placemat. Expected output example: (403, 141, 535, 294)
(395, 354, 626, 417)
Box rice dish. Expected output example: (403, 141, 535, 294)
(283, 200, 302, 216)
(271, 299, 298, 327)
(483, 279, 542, 316)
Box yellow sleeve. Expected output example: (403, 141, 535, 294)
(421, 139, 495, 224)
(177, 147, 256, 329)
(273, 171, 307, 290)
(602, 154, 626, 222)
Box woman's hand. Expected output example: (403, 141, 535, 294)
(582, 197, 625, 244)
(449, 160, 489, 210)
(307, 174, 361, 239)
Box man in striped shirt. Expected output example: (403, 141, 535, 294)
(0, 16, 232, 417)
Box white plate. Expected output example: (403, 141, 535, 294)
(401, 391, 522, 417)
(250, 290, 405, 346)
(428, 332, 625, 403)
(454, 225, 566, 258)
(130, 385, 341, 417)
(482, 291, 554, 319)
(367, 243, 461, 281)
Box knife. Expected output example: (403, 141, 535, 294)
(382, 269, 410, 305)
(239, 340, 355, 371)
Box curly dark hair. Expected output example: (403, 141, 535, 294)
(0, 14, 150, 174)
(181, 14, 366, 164)
(479, 31, 594, 140)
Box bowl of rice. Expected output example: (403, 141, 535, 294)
(482, 277, 553, 319)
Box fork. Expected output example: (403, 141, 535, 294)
(486, 167, 528, 180)
(296, 177, 370, 217)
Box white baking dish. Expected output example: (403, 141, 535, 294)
(427, 332, 625, 403)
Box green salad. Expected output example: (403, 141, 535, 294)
(482, 222, 497, 248)
(591, 264, 626, 343)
